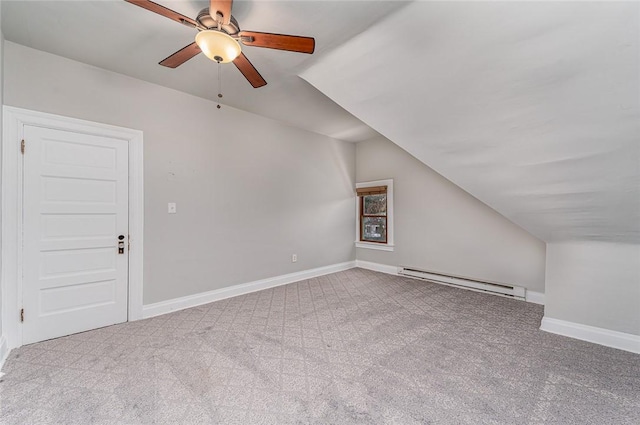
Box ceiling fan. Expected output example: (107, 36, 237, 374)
(125, 0, 315, 88)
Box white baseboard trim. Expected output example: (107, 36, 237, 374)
(355, 260, 399, 275)
(526, 290, 545, 305)
(0, 336, 9, 374)
(540, 317, 640, 354)
(142, 261, 357, 319)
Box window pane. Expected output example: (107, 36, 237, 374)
(362, 217, 387, 242)
(363, 194, 387, 216)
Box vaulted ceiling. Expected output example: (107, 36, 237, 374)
(3, 1, 638, 243)
(301, 1, 639, 243)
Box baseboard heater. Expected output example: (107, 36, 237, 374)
(398, 267, 525, 300)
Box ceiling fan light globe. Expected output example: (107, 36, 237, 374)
(195, 30, 241, 63)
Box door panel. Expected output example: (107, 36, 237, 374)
(22, 125, 129, 344)
(42, 139, 117, 169)
(42, 176, 117, 203)
(41, 214, 116, 240)
(40, 247, 116, 276)
(40, 280, 117, 315)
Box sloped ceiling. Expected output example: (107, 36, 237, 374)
(302, 1, 640, 243)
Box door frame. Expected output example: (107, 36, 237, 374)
(1, 106, 144, 351)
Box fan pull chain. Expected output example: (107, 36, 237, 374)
(217, 60, 223, 109)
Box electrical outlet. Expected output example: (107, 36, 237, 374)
(291, 254, 297, 263)
(168, 202, 177, 214)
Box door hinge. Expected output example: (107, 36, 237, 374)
(20, 139, 25, 155)
(20, 308, 24, 323)
(128, 235, 131, 251)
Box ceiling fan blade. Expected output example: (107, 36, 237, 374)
(239, 31, 315, 54)
(125, 0, 198, 28)
(210, 0, 233, 25)
(233, 53, 267, 88)
(159, 42, 201, 68)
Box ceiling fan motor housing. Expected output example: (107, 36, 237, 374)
(197, 8, 240, 35)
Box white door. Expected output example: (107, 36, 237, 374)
(22, 125, 129, 345)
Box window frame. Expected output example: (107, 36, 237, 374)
(355, 179, 394, 251)
(359, 193, 388, 244)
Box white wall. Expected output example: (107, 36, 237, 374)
(545, 241, 640, 336)
(3, 42, 356, 305)
(356, 137, 546, 291)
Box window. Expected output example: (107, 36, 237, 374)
(358, 186, 387, 243)
(355, 179, 394, 251)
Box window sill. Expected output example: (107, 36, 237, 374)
(355, 241, 395, 252)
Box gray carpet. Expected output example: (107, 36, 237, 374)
(1, 268, 639, 424)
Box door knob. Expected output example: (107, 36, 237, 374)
(118, 235, 125, 254)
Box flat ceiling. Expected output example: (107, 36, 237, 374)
(1, 0, 406, 142)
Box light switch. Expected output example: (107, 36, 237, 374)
(168, 202, 177, 214)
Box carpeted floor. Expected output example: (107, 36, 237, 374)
(1, 268, 639, 424)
